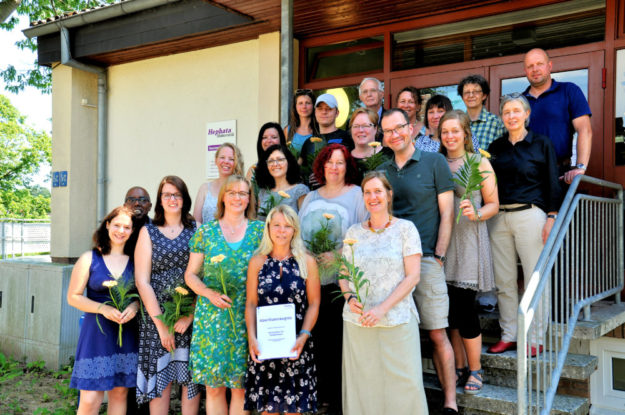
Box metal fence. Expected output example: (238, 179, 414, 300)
(517, 176, 624, 415)
(0, 218, 51, 259)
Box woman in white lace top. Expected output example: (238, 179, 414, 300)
(339, 171, 427, 415)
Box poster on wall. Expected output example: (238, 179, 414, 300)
(206, 120, 237, 179)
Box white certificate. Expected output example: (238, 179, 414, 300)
(256, 303, 297, 360)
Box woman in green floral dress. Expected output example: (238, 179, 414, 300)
(185, 175, 263, 414)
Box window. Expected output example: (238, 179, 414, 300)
(615, 49, 625, 166)
(306, 37, 383, 82)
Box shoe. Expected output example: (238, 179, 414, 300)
(487, 340, 517, 353)
(478, 303, 496, 313)
(442, 408, 459, 414)
(456, 366, 469, 387)
(528, 345, 544, 357)
(464, 369, 483, 395)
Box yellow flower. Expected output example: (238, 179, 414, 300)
(277, 190, 291, 199)
(286, 140, 292, 147)
(175, 286, 189, 295)
(343, 238, 357, 246)
(210, 254, 226, 264)
(102, 280, 118, 288)
(310, 137, 323, 143)
(479, 148, 491, 159)
(368, 141, 381, 148)
(322, 213, 334, 220)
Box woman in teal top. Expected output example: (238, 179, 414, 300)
(185, 175, 263, 414)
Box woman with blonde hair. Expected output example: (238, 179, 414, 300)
(244, 205, 321, 413)
(186, 175, 263, 415)
(193, 142, 245, 224)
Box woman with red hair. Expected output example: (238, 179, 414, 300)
(298, 143, 368, 413)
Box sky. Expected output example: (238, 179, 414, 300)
(1, 14, 52, 185)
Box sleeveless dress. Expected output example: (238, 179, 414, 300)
(445, 160, 495, 292)
(188, 220, 264, 388)
(70, 250, 138, 391)
(201, 189, 219, 223)
(136, 223, 200, 404)
(244, 256, 317, 413)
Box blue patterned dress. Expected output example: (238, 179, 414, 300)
(70, 250, 138, 391)
(188, 220, 264, 388)
(244, 256, 317, 413)
(136, 223, 200, 404)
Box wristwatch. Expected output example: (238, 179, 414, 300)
(434, 254, 446, 263)
(476, 210, 483, 221)
(575, 163, 586, 171)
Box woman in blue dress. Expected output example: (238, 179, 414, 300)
(67, 205, 140, 414)
(185, 175, 264, 415)
(244, 204, 321, 414)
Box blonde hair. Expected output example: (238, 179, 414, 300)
(216, 142, 245, 176)
(216, 175, 257, 219)
(256, 205, 309, 279)
(348, 107, 379, 129)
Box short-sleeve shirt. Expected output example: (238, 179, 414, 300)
(522, 79, 591, 160)
(377, 149, 454, 255)
(299, 129, 354, 164)
(471, 107, 505, 150)
(257, 183, 310, 221)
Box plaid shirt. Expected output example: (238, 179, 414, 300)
(471, 107, 505, 150)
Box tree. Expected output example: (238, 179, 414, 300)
(1, 0, 114, 94)
(0, 94, 51, 218)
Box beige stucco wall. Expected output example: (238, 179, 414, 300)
(106, 32, 281, 213)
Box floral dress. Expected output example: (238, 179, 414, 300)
(244, 256, 317, 413)
(188, 219, 264, 388)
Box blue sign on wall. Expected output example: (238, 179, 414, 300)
(60, 171, 68, 187)
(52, 172, 59, 187)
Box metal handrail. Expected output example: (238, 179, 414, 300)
(517, 175, 624, 415)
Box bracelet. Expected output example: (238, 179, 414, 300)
(346, 294, 357, 303)
(299, 329, 312, 338)
(547, 214, 557, 219)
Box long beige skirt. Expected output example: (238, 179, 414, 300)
(342, 315, 428, 415)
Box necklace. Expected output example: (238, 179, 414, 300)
(368, 215, 393, 234)
(446, 154, 465, 162)
(221, 219, 247, 235)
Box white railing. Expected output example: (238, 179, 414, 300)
(0, 218, 51, 259)
(517, 175, 624, 414)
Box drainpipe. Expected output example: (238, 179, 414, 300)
(60, 26, 108, 222)
(280, 0, 293, 126)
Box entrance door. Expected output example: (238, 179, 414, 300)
(489, 51, 605, 181)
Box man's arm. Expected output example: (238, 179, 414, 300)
(564, 114, 592, 184)
(434, 190, 454, 266)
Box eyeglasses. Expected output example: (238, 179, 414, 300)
(463, 89, 483, 97)
(162, 193, 183, 200)
(267, 158, 287, 166)
(325, 161, 346, 168)
(226, 191, 250, 199)
(361, 88, 379, 95)
(125, 196, 149, 203)
(351, 123, 374, 130)
(382, 123, 409, 137)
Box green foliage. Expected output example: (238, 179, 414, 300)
(335, 241, 370, 307)
(155, 286, 195, 335)
(96, 276, 142, 347)
(1, 1, 116, 93)
(304, 215, 337, 255)
(452, 153, 491, 223)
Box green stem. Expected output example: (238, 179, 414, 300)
(118, 323, 123, 347)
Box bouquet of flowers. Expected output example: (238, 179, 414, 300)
(305, 213, 341, 284)
(258, 190, 290, 218)
(300, 137, 326, 185)
(97, 275, 143, 347)
(335, 238, 370, 309)
(155, 285, 195, 335)
(452, 149, 493, 224)
(204, 254, 238, 338)
(359, 142, 389, 172)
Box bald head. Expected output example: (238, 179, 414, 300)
(124, 186, 152, 219)
(524, 48, 552, 89)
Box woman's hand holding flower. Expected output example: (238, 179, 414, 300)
(347, 297, 364, 315)
(99, 303, 123, 324)
(119, 301, 139, 324)
(459, 199, 478, 221)
(155, 320, 176, 352)
(207, 289, 232, 309)
(173, 314, 194, 334)
(359, 305, 386, 327)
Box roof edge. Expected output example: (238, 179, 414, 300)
(23, 0, 181, 38)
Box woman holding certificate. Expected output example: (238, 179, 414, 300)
(339, 172, 427, 415)
(185, 175, 264, 415)
(245, 204, 321, 413)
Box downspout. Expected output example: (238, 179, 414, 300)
(280, 0, 293, 126)
(60, 26, 108, 222)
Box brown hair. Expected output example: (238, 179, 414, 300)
(361, 171, 394, 214)
(348, 107, 379, 129)
(152, 175, 195, 228)
(438, 110, 475, 156)
(215, 175, 257, 220)
(92, 206, 135, 256)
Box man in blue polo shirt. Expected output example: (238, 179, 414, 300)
(522, 48, 592, 184)
(378, 108, 457, 414)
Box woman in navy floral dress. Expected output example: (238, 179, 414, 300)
(67, 206, 140, 414)
(245, 204, 321, 414)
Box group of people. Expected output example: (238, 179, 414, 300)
(66, 47, 592, 415)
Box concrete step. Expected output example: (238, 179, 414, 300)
(423, 373, 590, 415)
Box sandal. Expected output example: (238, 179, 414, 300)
(464, 368, 483, 395)
(456, 366, 469, 387)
